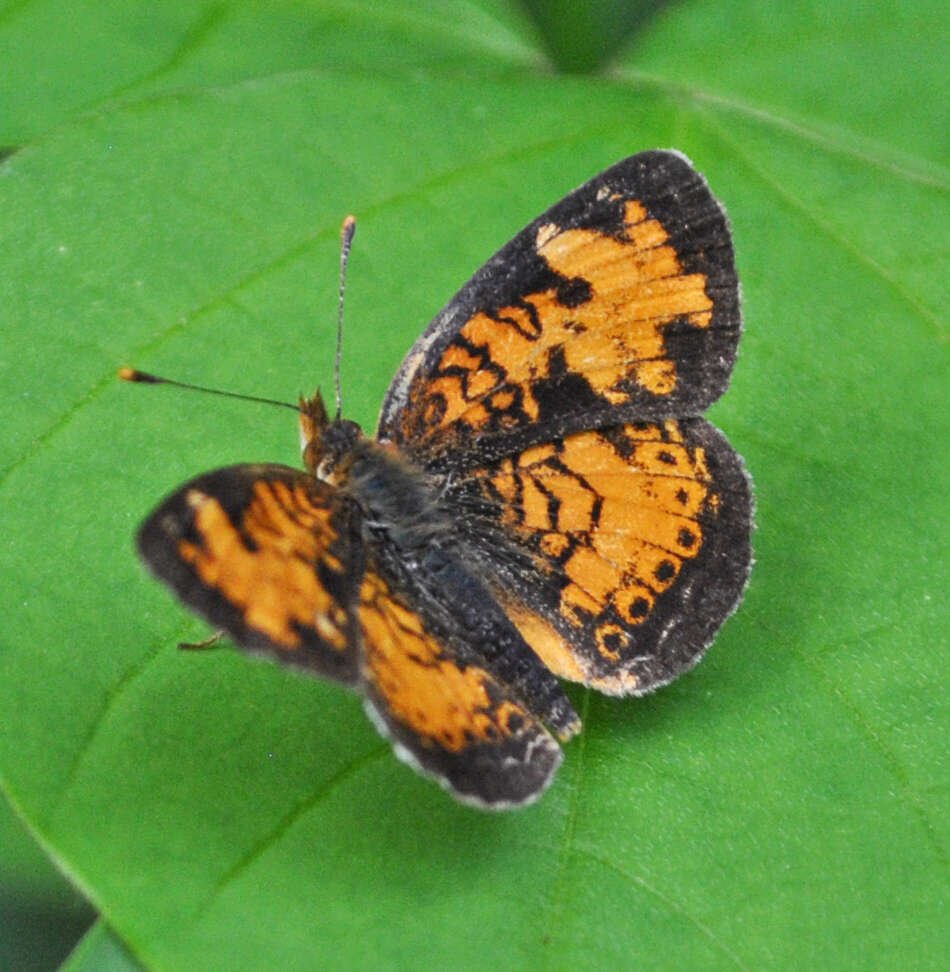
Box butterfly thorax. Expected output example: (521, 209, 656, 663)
(300, 389, 450, 549)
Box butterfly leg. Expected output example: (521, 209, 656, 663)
(178, 630, 225, 651)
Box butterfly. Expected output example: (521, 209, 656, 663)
(125, 150, 752, 809)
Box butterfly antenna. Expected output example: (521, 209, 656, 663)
(335, 214, 356, 421)
(117, 367, 301, 413)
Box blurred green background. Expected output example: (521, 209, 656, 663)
(1, 0, 946, 969)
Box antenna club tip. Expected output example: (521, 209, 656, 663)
(118, 366, 154, 383)
(341, 214, 356, 241)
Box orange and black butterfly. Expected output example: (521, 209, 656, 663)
(128, 151, 752, 808)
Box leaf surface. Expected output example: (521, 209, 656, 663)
(0, 1, 946, 968)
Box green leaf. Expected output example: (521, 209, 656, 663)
(520, 0, 659, 72)
(0, 0, 544, 145)
(61, 920, 145, 972)
(1, 1, 946, 969)
(0, 792, 93, 970)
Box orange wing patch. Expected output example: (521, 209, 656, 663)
(357, 569, 533, 752)
(468, 421, 718, 693)
(178, 479, 348, 651)
(404, 200, 713, 444)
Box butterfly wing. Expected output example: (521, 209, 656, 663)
(444, 419, 752, 695)
(137, 464, 364, 683)
(355, 556, 564, 807)
(377, 150, 750, 695)
(377, 150, 741, 471)
(139, 463, 567, 806)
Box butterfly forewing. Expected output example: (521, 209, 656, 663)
(137, 464, 364, 683)
(378, 150, 741, 471)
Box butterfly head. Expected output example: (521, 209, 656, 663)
(300, 388, 362, 483)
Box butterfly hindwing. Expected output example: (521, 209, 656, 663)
(378, 150, 741, 471)
(445, 418, 752, 695)
(355, 557, 565, 807)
